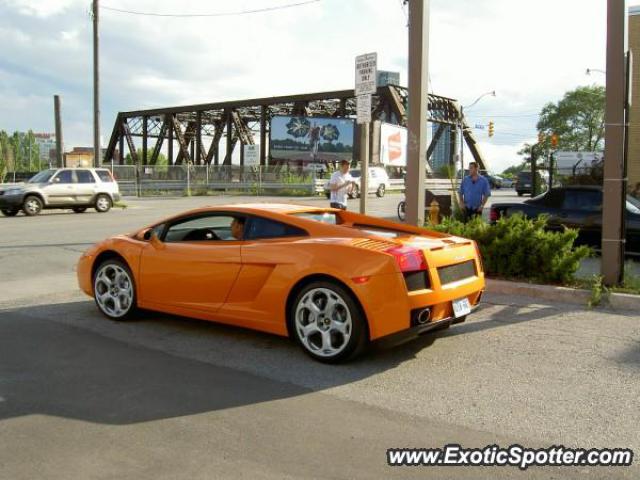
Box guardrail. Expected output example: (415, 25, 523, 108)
(313, 178, 455, 195)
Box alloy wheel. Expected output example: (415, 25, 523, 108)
(94, 263, 134, 318)
(295, 287, 352, 358)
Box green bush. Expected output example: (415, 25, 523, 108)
(428, 214, 592, 284)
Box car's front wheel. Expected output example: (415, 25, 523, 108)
(1, 208, 19, 217)
(291, 281, 368, 363)
(95, 194, 112, 213)
(23, 195, 43, 216)
(93, 259, 137, 320)
(376, 184, 386, 197)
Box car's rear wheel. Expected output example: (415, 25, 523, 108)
(93, 259, 137, 320)
(72, 207, 87, 213)
(95, 194, 112, 213)
(1, 208, 19, 217)
(291, 281, 368, 363)
(376, 184, 385, 197)
(349, 185, 360, 199)
(397, 200, 406, 221)
(23, 195, 43, 216)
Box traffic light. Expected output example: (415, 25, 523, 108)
(488, 121, 494, 137)
(551, 134, 559, 148)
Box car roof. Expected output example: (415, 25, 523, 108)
(203, 203, 329, 215)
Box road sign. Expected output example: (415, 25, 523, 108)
(356, 94, 372, 124)
(355, 52, 377, 96)
(244, 144, 259, 166)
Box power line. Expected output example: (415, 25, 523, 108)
(100, 0, 321, 17)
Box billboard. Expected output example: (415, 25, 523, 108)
(380, 122, 407, 167)
(269, 115, 355, 164)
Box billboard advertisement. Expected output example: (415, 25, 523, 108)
(380, 122, 407, 167)
(270, 115, 355, 164)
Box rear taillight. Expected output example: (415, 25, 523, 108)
(473, 241, 484, 272)
(385, 246, 427, 272)
(489, 207, 500, 222)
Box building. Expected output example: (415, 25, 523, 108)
(64, 147, 106, 168)
(33, 133, 56, 167)
(429, 123, 452, 172)
(376, 70, 400, 87)
(628, 7, 640, 190)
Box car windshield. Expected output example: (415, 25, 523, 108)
(28, 170, 56, 183)
(627, 194, 640, 214)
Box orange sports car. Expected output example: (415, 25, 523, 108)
(77, 204, 484, 362)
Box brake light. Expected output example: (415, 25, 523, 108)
(385, 246, 427, 272)
(489, 207, 500, 222)
(473, 241, 484, 272)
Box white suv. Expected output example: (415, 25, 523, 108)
(0, 168, 121, 216)
(323, 166, 391, 199)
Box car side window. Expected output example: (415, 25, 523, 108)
(164, 215, 240, 242)
(244, 216, 307, 240)
(563, 190, 602, 211)
(53, 170, 74, 184)
(76, 170, 95, 184)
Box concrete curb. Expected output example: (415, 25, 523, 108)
(485, 278, 640, 312)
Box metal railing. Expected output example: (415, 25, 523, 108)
(103, 165, 317, 197)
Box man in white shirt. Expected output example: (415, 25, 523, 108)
(328, 160, 356, 210)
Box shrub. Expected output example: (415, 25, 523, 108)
(429, 213, 592, 284)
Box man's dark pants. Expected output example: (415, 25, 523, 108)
(463, 207, 481, 222)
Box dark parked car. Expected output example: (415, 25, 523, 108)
(490, 186, 640, 255)
(515, 171, 547, 196)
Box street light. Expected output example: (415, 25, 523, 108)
(460, 90, 496, 176)
(586, 68, 606, 75)
(463, 90, 497, 110)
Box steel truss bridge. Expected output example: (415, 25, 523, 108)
(105, 85, 488, 170)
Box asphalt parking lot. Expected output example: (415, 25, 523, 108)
(1, 191, 639, 479)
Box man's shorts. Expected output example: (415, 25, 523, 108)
(330, 202, 347, 210)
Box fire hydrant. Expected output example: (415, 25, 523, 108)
(429, 199, 440, 225)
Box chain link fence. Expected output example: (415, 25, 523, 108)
(102, 164, 317, 197)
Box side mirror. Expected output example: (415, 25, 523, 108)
(142, 229, 153, 241)
(149, 231, 165, 250)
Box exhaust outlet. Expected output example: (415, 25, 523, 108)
(416, 308, 431, 325)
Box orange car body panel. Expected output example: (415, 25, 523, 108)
(77, 203, 485, 340)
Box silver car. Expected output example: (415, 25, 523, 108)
(0, 168, 121, 216)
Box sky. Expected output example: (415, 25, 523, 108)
(0, 0, 636, 172)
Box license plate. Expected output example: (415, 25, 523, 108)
(524, 183, 531, 187)
(452, 297, 471, 318)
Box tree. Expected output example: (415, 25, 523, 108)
(125, 149, 168, 166)
(536, 85, 605, 152)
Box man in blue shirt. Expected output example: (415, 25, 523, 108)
(458, 162, 491, 221)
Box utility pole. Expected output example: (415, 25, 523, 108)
(405, 0, 430, 226)
(92, 0, 101, 167)
(531, 144, 538, 196)
(601, 0, 628, 285)
(54, 95, 64, 168)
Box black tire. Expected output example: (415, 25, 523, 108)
(93, 258, 137, 321)
(1, 208, 19, 217)
(350, 185, 360, 199)
(72, 207, 87, 213)
(22, 195, 43, 216)
(94, 194, 112, 213)
(397, 201, 406, 221)
(376, 184, 386, 198)
(290, 281, 368, 363)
